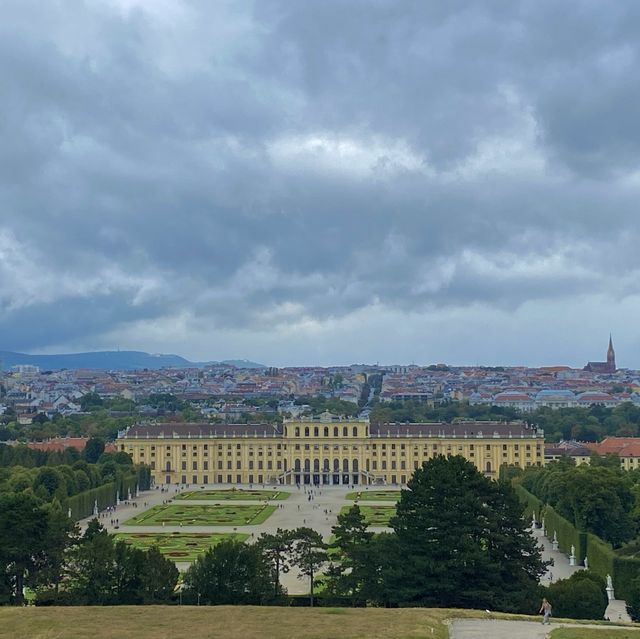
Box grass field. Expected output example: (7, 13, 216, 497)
(123, 504, 276, 526)
(0, 606, 456, 639)
(346, 490, 401, 501)
(340, 504, 396, 526)
(176, 489, 290, 501)
(114, 532, 249, 561)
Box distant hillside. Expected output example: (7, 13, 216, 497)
(0, 351, 265, 371)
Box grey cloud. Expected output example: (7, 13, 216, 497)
(1, 0, 640, 361)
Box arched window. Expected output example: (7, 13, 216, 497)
(333, 459, 340, 471)
(353, 458, 359, 471)
(352, 426, 358, 437)
(304, 459, 310, 472)
(166, 462, 171, 471)
(334, 427, 339, 437)
(324, 427, 329, 437)
(343, 426, 348, 437)
(314, 427, 319, 437)
(295, 427, 300, 437)
(343, 458, 349, 472)
(304, 427, 310, 437)
(486, 461, 492, 473)
(294, 459, 301, 471)
(313, 459, 320, 472)
(323, 458, 330, 471)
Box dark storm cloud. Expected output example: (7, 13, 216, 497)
(2, 0, 640, 360)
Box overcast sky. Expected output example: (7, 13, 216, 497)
(2, 1, 640, 367)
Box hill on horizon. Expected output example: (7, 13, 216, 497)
(0, 350, 265, 371)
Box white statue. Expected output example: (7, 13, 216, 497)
(606, 574, 614, 601)
(584, 557, 589, 569)
(571, 545, 575, 556)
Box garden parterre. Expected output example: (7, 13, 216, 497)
(123, 503, 277, 526)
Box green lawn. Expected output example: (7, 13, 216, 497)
(176, 489, 290, 501)
(123, 504, 277, 526)
(340, 504, 396, 526)
(346, 490, 401, 501)
(115, 532, 249, 561)
(551, 629, 640, 638)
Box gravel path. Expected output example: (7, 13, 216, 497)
(450, 619, 639, 638)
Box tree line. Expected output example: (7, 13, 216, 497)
(518, 456, 640, 547)
(0, 441, 143, 506)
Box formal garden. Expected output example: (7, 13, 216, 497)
(123, 504, 277, 526)
(346, 490, 401, 501)
(175, 489, 290, 501)
(115, 531, 249, 561)
(340, 504, 396, 526)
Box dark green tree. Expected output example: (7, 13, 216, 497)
(291, 527, 327, 607)
(67, 521, 115, 604)
(256, 528, 295, 599)
(325, 505, 379, 605)
(33, 501, 78, 598)
(140, 545, 178, 602)
(183, 539, 272, 605)
(388, 455, 547, 611)
(83, 438, 105, 464)
(0, 493, 49, 604)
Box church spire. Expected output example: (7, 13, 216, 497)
(607, 334, 616, 371)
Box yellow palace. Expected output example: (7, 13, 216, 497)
(118, 414, 544, 486)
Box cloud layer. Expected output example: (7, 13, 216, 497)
(2, 0, 640, 366)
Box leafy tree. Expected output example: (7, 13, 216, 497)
(547, 571, 608, 620)
(326, 505, 379, 605)
(0, 493, 49, 604)
(388, 456, 547, 611)
(113, 540, 145, 604)
(183, 539, 272, 605)
(67, 521, 115, 604)
(83, 438, 105, 464)
(257, 528, 295, 599)
(291, 527, 327, 607)
(140, 546, 178, 602)
(33, 501, 78, 597)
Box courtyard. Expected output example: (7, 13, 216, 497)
(115, 531, 249, 561)
(123, 503, 277, 526)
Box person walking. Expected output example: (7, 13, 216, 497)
(539, 598, 552, 625)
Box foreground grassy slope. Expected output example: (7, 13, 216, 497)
(1, 606, 637, 639)
(0, 606, 455, 639)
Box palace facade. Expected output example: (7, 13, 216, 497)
(117, 414, 544, 485)
(118, 415, 544, 486)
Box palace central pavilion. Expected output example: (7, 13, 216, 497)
(118, 414, 544, 486)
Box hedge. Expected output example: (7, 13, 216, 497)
(66, 482, 118, 521)
(514, 484, 544, 520)
(66, 466, 150, 521)
(544, 504, 587, 564)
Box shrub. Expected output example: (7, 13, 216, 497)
(547, 571, 608, 620)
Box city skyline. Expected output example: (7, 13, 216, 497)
(1, 333, 626, 370)
(3, 2, 640, 367)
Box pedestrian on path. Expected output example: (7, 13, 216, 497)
(539, 598, 552, 625)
